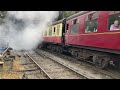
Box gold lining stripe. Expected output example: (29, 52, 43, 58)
(43, 31, 120, 37)
(45, 35, 62, 37)
(67, 31, 120, 36)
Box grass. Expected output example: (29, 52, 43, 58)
(0, 72, 23, 79)
(0, 56, 25, 79)
(12, 56, 25, 71)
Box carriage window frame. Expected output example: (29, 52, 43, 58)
(108, 11, 120, 31)
(49, 27, 52, 36)
(57, 25, 60, 35)
(70, 18, 79, 34)
(53, 26, 56, 35)
(65, 23, 69, 34)
(85, 12, 99, 33)
(54, 27, 56, 32)
(109, 11, 120, 15)
(66, 24, 69, 30)
(73, 19, 77, 24)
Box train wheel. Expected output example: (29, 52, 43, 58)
(98, 59, 108, 69)
(114, 61, 120, 70)
(58, 47, 63, 54)
(76, 52, 80, 59)
(71, 51, 77, 58)
(51, 46, 55, 52)
(93, 56, 109, 69)
(47, 45, 51, 50)
(56, 47, 58, 53)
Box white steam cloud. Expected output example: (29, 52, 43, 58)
(0, 11, 59, 50)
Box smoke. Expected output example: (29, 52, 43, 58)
(0, 11, 59, 50)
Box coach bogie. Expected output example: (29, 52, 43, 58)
(93, 55, 110, 69)
(67, 46, 110, 69)
(114, 61, 120, 69)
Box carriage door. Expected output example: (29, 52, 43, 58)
(62, 19, 66, 44)
(64, 22, 69, 44)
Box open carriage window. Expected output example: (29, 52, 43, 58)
(73, 19, 77, 24)
(65, 23, 69, 34)
(70, 19, 79, 34)
(66, 24, 69, 30)
(85, 12, 98, 33)
(53, 26, 56, 35)
(108, 11, 120, 31)
(54, 27, 55, 32)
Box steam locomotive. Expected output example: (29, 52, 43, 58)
(40, 11, 120, 69)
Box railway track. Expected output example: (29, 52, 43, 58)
(25, 51, 88, 79)
(36, 49, 120, 79)
(0, 47, 10, 60)
(22, 52, 51, 79)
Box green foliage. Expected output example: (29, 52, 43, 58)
(0, 11, 7, 24)
(0, 11, 80, 23)
(64, 11, 79, 18)
(57, 11, 80, 21)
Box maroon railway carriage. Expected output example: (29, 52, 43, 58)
(41, 11, 120, 69)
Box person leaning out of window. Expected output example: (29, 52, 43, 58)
(110, 20, 120, 31)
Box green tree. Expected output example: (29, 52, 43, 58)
(0, 11, 7, 24)
(57, 11, 80, 20)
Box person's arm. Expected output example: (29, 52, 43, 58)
(85, 26, 89, 32)
(119, 25, 120, 29)
(110, 25, 113, 30)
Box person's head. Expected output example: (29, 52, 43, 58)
(114, 20, 119, 26)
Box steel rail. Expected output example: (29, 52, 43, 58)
(2, 47, 9, 56)
(25, 52, 52, 79)
(35, 50, 89, 79)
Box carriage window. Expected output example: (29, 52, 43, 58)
(70, 19, 79, 34)
(57, 25, 60, 35)
(66, 24, 69, 34)
(109, 11, 120, 15)
(53, 27, 56, 35)
(49, 27, 52, 36)
(85, 12, 98, 33)
(73, 19, 77, 24)
(108, 11, 120, 31)
(44, 31, 47, 36)
(66, 24, 69, 30)
(54, 27, 55, 32)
